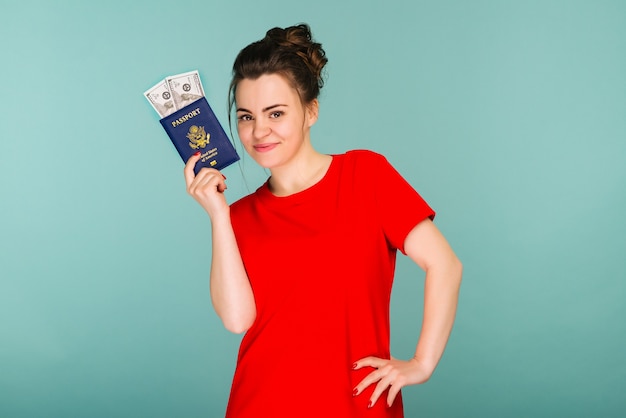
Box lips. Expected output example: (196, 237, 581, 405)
(253, 143, 278, 153)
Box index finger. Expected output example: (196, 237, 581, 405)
(184, 152, 202, 186)
(353, 356, 387, 370)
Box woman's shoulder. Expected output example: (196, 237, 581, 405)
(343, 148, 384, 159)
(340, 149, 391, 168)
(229, 184, 264, 214)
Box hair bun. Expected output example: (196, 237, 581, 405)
(229, 23, 328, 114)
(266, 24, 327, 91)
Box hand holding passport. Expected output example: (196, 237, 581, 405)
(144, 71, 239, 173)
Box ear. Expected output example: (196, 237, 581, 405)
(305, 99, 319, 127)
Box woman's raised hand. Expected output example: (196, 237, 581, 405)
(184, 152, 229, 219)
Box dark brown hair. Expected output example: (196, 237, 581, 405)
(228, 23, 328, 114)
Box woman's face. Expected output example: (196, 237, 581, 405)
(235, 73, 317, 169)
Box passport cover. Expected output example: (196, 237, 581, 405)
(159, 97, 239, 174)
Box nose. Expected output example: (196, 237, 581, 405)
(252, 118, 271, 140)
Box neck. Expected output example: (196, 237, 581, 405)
(268, 143, 332, 196)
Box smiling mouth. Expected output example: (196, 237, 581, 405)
(253, 143, 278, 152)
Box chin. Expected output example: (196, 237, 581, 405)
(248, 153, 282, 170)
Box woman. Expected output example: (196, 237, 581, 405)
(184, 24, 462, 418)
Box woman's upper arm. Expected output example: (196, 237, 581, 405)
(403, 219, 462, 273)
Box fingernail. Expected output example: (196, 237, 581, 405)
(222, 174, 227, 179)
(352, 363, 357, 369)
(194, 151, 201, 156)
(352, 388, 358, 397)
(368, 401, 373, 409)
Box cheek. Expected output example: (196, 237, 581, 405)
(236, 126, 256, 155)
(273, 122, 297, 139)
(236, 124, 252, 142)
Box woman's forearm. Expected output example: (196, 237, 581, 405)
(209, 211, 256, 334)
(413, 257, 463, 373)
(403, 219, 463, 374)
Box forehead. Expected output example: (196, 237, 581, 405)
(235, 74, 300, 109)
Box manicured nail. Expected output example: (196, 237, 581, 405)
(368, 401, 373, 409)
(352, 363, 357, 369)
(194, 151, 201, 156)
(352, 388, 358, 397)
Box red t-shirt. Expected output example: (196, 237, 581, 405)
(226, 150, 435, 417)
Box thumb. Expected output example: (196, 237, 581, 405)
(184, 152, 202, 186)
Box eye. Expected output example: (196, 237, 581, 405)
(238, 114, 253, 122)
(269, 111, 283, 119)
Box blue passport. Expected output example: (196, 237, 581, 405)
(160, 97, 239, 174)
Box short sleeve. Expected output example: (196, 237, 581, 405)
(371, 152, 435, 254)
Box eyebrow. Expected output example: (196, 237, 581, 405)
(236, 104, 287, 113)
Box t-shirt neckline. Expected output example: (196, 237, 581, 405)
(257, 154, 340, 206)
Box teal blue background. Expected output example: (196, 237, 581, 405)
(1, 1, 624, 416)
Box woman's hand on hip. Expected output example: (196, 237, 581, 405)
(352, 356, 434, 408)
(184, 152, 229, 219)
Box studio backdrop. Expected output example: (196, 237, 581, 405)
(1, 1, 624, 417)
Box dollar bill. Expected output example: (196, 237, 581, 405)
(166, 70, 205, 110)
(144, 79, 176, 118)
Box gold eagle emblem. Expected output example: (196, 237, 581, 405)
(186, 125, 210, 149)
